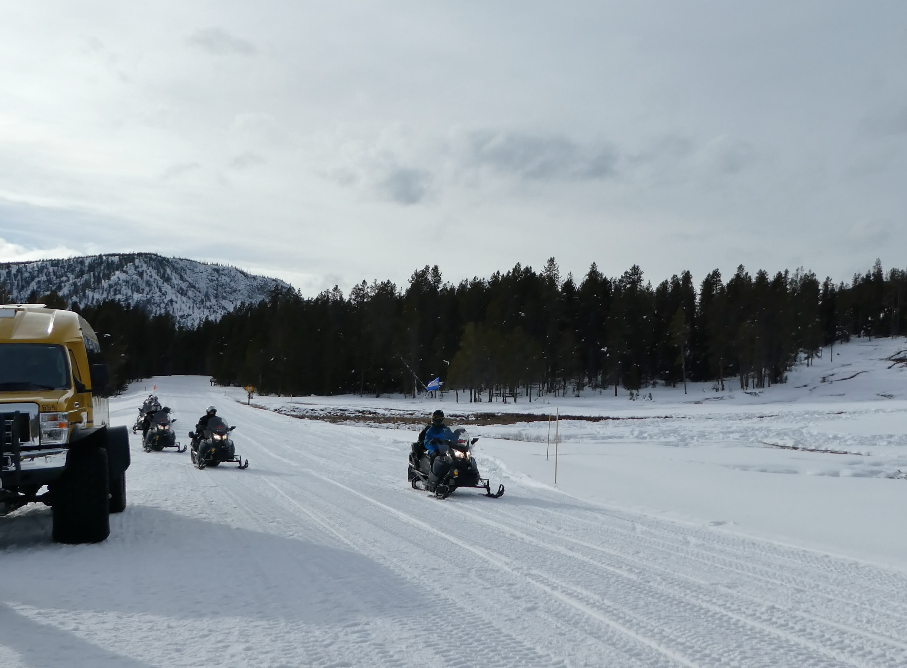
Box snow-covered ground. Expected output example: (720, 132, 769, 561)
(2, 337, 906, 666)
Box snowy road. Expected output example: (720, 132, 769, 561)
(2, 376, 907, 667)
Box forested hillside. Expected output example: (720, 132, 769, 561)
(0, 253, 289, 327)
(8, 257, 901, 399)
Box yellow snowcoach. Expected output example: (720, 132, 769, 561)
(0, 304, 130, 543)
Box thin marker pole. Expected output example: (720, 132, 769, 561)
(554, 407, 559, 484)
(546, 414, 551, 460)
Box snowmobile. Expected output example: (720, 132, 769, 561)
(142, 408, 185, 452)
(188, 417, 248, 469)
(132, 410, 145, 434)
(408, 428, 504, 499)
(132, 395, 161, 434)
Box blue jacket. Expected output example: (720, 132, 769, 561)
(424, 425, 455, 455)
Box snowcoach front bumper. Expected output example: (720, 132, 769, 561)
(1, 411, 68, 490)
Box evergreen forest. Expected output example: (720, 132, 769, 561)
(3, 259, 905, 401)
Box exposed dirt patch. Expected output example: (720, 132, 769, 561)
(820, 370, 868, 383)
(888, 350, 907, 369)
(242, 401, 677, 427)
(761, 441, 866, 456)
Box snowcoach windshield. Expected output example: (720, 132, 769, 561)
(0, 344, 71, 391)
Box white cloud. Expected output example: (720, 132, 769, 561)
(230, 152, 266, 170)
(160, 162, 202, 180)
(456, 131, 618, 181)
(0, 237, 82, 263)
(187, 28, 257, 56)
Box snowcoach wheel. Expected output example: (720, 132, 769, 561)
(52, 446, 110, 544)
(109, 472, 126, 513)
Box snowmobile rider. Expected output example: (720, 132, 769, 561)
(142, 394, 160, 415)
(140, 395, 162, 440)
(423, 410, 456, 489)
(423, 409, 455, 455)
(192, 406, 218, 454)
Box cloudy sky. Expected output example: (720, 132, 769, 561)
(1, 1, 905, 294)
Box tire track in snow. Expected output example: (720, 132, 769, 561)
(263, 470, 672, 667)
(299, 466, 700, 668)
(470, 497, 907, 633)
(236, 470, 573, 666)
(471, 502, 907, 652)
(440, 501, 907, 667)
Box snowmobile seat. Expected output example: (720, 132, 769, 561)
(412, 424, 431, 459)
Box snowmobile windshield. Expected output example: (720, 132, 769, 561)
(0, 344, 71, 391)
(206, 416, 230, 436)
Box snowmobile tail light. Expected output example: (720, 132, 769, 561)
(40, 412, 69, 445)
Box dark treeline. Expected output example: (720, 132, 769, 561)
(5, 259, 905, 399)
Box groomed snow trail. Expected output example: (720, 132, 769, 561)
(2, 377, 906, 667)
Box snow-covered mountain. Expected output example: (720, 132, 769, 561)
(0, 253, 291, 326)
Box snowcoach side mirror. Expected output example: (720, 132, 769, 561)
(89, 364, 110, 393)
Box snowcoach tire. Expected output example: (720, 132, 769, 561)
(109, 472, 126, 513)
(52, 446, 110, 544)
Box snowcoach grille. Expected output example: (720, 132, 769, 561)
(0, 411, 23, 483)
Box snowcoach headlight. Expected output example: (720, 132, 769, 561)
(40, 413, 69, 445)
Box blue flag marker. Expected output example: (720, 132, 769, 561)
(426, 377, 441, 392)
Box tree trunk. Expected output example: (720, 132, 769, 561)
(682, 351, 687, 395)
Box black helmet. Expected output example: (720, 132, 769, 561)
(431, 409, 445, 427)
(206, 406, 217, 415)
